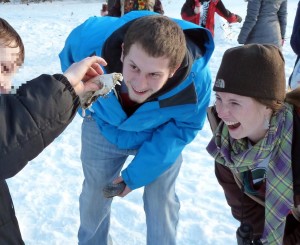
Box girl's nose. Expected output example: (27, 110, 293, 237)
(216, 103, 229, 118)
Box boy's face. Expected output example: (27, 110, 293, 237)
(0, 43, 21, 94)
(121, 43, 176, 104)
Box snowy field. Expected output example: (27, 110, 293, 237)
(1, 0, 298, 244)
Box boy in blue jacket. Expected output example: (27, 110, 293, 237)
(59, 12, 214, 245)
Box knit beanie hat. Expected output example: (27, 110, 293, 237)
(213, 44, 286, 101)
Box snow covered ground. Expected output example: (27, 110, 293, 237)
(1, 0, 298, 244)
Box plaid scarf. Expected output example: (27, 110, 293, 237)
(207, 103, 294, 244)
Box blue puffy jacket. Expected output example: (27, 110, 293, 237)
(59, 11, 214, 190)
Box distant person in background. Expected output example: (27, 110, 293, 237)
(238, 0, 287, 49)
(181, 0, 242, 37)
(0, 17, 106, 244)
(180, 0, 201, 25)
(107, 0, 115, 10)
(101, 0, 115, 16)
(200, 0, 242, 37)
(289, 1, 300, 89)
(108, 0, 164, 16)
(101, 2, 108, 16)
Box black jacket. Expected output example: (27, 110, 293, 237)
(0, 74, 79, 244)
(289, 1, 300, 87)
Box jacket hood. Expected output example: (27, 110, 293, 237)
(102, 11, 213, 100)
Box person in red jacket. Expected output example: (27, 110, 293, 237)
(181, 0, 242, 37)
(180, 0, 201, 25)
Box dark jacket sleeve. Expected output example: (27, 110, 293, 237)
(215, 0, 232, 19)
(278, 0, 287, 40)
(292, 108, 300, 199)
(215, 162, 265, 239)
(108, 0, 121, 16)
(291, 1, 300, 55)
(0, 74, 80, 180)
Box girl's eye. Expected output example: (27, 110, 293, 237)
(215, 96, 222, 103)
(230, 102, 240, 107)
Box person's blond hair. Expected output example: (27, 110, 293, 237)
(0, 18, 25, 66)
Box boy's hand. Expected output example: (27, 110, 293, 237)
(113, 176, 132, 197)
(102, 176, 132, 198)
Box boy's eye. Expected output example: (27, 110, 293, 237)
(150, 73, 160, 78)
(1, 63, 11, 74)
(130, 64, 137, 70)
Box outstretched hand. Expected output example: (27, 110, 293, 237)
(63, 56, 107, 96)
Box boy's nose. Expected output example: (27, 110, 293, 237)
(135, 74, 147, 88)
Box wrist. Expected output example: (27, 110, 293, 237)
(53, 74, 78, 99)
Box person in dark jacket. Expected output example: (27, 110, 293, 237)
(238, 0, 287, 49)
(181, 0, 242, 37)
(59, 12, 214, 245)
(108, 0, 164, 16)
(206, 44, 300, 245)
(0, 17, 107, 244)
(289, 1, 300, 89)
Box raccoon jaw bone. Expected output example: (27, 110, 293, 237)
(80, 72, 123, 112)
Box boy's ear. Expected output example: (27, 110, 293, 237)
(120, 43, 124, 62)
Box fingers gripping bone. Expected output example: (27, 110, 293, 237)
(80, 72, 123, 110)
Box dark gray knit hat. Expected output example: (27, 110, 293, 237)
(213, 44, 286, 101)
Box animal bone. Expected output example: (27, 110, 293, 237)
(80, 72, 123, 110)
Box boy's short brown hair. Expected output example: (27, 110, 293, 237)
(0, 18, 25, 66)
(123, 15, 186, 70)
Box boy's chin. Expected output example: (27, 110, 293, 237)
(0, 86, 10, 94)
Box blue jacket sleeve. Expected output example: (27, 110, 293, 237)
(121, 122, 196, 190)
(59, 26, 81, 72)
(121, 85, 211, 190)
